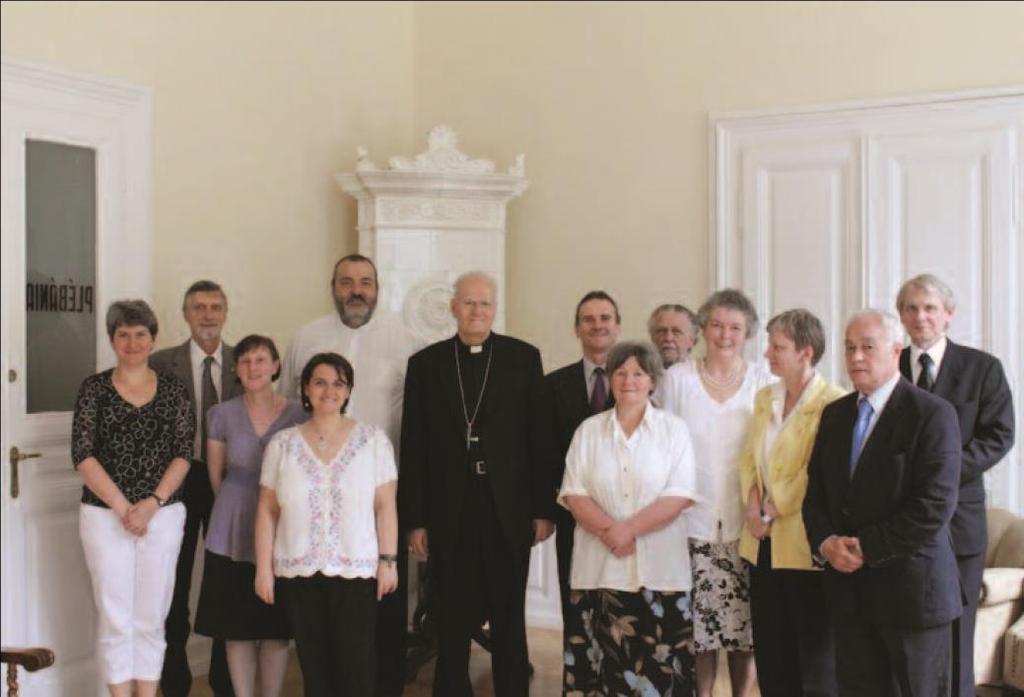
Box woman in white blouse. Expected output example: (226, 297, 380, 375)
(254, 352, 398, 697)
(657, 289, 775, 697)
(559, 341, 699, 696)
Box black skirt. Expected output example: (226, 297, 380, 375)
(195, 550, 291, 641)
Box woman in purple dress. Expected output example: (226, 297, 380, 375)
(195, 335, 306, 697)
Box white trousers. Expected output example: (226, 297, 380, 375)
(79, 503, 185, 684)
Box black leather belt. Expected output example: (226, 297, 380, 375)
(470, 460, 487, 475)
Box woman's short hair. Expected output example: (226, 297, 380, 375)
(233, 334, 282, 381)
(299, 352, 354, 414)
(696, 289, 759, 338)
(105, 299, 158, 340)
(606, 341, 664, 393)
(766, 309, 827, 366)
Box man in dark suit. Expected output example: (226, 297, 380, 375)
(399, 271, 555, 697)
(803, 309, 963, 697)
(896, 274, 1016, 697)
(545, 290, 620, 664)
(151, 280, 242, 697)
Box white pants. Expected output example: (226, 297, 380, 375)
(79, 503, 185, 684)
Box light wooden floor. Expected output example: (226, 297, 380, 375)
(187, 628, 757, 696)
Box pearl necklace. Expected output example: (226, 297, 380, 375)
(699, 357, 743, 390)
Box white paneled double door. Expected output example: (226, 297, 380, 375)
(712, 87, 1023, 514)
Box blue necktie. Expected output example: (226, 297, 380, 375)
(850, 397, 874, 477)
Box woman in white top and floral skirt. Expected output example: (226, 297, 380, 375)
(559, 341, 699, 697)
(254, 352, 399, 697)
(657, 290, 775, 697)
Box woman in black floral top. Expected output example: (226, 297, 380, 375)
(73, 299, 194, 697)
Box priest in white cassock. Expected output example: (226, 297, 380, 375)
(279, 253, 423, 697)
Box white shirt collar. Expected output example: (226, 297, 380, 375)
(910, 334, 948, 372)
(582, 357, 606, 384)
(860, 370, 901, 416)
(189, 338, 222, 366)
(607, 401, 656, 444)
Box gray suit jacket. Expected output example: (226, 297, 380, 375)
(150, 340, 244, 457)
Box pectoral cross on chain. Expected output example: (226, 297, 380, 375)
(454, 338, 494, 453)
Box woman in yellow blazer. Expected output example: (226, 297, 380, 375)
(739, 309, 845, 697)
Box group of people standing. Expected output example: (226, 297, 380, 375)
(72, 252, 1014, 697)
(73, 259, 411, 697)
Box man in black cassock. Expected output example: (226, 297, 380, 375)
(399, 271, 555, 697)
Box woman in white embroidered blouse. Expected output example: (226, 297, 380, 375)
(559, 341, 698, 696)
(657, 289, 775, 697)
(254, 352, 398, 697)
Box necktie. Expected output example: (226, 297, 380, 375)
(200, 355, 218, 461)
(917, 353, 935, 391)
(590, 367, 607, 414)
(849, 397, 874, 477)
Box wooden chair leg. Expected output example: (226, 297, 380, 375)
(0, 647, 54, 697)
(5, 662, 18, 697)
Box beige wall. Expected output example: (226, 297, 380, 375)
(413, 1, 1024, 368)
(4, 1, 1023, 367)
(1, 0, 415, 350)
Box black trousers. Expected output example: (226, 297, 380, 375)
(749, 538, 837, 697)
(375, 544, 408, 696)
(554, 506, 575, 626)
(278, 574, 378, 697)
(433, 474, 530, 697)
(834, 612, 952, 697)
(553, 506, 575, 695)
(952, 551, 984, 697)
(161, 461, 233, 697)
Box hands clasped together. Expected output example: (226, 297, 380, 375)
(821, 535, 864, 573)
(117, 497, 160, 537)
(598, 520, 636, 558)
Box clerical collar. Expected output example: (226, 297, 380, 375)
(456, 333, 493, 354)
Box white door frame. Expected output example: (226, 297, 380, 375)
(1, 55, 152, 694)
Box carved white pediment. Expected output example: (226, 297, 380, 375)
(387, 124, 495, 174)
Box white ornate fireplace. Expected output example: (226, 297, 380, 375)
(335, 125, 527, 342)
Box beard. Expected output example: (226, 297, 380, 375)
(334, 294, 377, 328)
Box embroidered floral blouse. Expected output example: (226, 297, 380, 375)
(259, 422, 397, 579)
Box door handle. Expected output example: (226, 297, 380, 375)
(9, 447, 42, 499)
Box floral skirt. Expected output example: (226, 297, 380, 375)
(688, 539, 753, 653)
(563, 588, 695, 697)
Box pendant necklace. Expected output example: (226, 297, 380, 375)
(454, 338, 494, 451)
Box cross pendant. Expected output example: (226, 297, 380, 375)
(466, 428, 479, 451)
